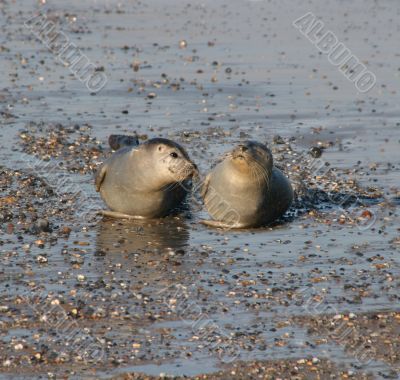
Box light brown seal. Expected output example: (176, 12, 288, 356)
(201, 141, 293, 228)
(95, 138, 197, 219)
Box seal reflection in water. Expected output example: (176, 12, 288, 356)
(95, 138, 197, 219)
(201, 141, 293, 228)
(95, 218, 190, 285)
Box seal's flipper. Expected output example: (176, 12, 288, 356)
(99, 210, 147, 220)
(95, 164, 108, 192)
(200, 219, 245, 229)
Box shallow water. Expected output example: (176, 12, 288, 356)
(1, 0, 399, 378)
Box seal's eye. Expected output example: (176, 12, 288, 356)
(170, 152, 178, 158)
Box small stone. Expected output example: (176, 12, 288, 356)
(61, 226, 72, 235)
(309, 146, 323, 158)
(273, 135, 285, 144)
(179, 40, 187, 48)
(35, 239, 45, 248)
(36, 255, 48, 263)
(361, 210, 373, 219)
(31, 218, 51, 234)
(132, 61, 140, 72)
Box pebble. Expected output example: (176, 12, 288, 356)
(14, 343, 23, 351)
(309, 146, 323, 158)
(273, 135, 285, 144)
(61, 226, 72, 235)
(36, 255, 48, 263)
(77, 274, 86, 282)
(179, 40, 187, 48)
(31, 218, 51, 233)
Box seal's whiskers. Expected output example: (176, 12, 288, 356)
(251, 165, 262, 190)
(251, 159, 270, 189)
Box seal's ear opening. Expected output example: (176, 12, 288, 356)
(157, 145, 165, 152)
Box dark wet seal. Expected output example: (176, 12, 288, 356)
(108, 134, 139, 151)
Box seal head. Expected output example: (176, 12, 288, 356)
(145, 138, 198, 185)
(229, 141, 273, 178)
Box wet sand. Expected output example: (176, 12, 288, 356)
(0, 0, 399, 378)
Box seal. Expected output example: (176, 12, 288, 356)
(201, 141, 293, 228)
(95, 138, 197, 219)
